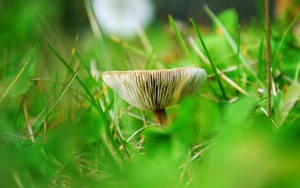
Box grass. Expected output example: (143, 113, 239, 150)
(273, 10, 300, 69)
(189, 17, 228, 99)
(0, 56, 30, 103)
(168, 15, 196, 66)
(204, 6, 265, 89)
(236, 25, 241, 84)
(31, 68, 78, 133)
(264, 0, 272, 118)
(1, 1, 300, 188)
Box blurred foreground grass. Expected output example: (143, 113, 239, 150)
(1, 1, 300, 187)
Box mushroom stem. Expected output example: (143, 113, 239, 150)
(153, 109, 167, 125)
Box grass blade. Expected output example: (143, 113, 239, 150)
(264, 0, 272, 118)
(190, 37, 248, 96)
(110, 36, 149, 58)
(85, 0, 103, 39)
(137, 27, 153, 53)
(32, 70, 78, 130)
(236, 25, 241, 84)
(75, 51, 94, 80)
(85, 0, 110, 70)
(109, 36, 165, 68)
(168, 15, 196, 65)
(0, 57, 30, 103)
(204, 6, 265, 89)
(258, 38, 265, 80)
(275, 84, 300, 127)
(48, 43, 126, 165)
(295, 64, 300, 83)
(273, 11, 300, 67)
(189, 17, 227, 99)
(47, 43, 95, 106)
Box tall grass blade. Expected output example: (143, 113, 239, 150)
(264, 0, 272, 118)
(275, 84, 300, 127)
(75, 51, 94, 80)
(0, 57, 30, 103)
(48, 43, 124, 165)
(273, 11, 300, 68)
(69, 48, 77, 67)
(137, 27, 153, 53)
(255, 0, 265, 26)
(47, 43, 95, 106)
(32, 70, 78, 130)
(236, 25, 241, 84)
(110, 36, 164, 68)
(295, 64, 300, 83)
(110, 36, 148, 57)
(258, 39, 265, 80)
(189, 17, 227, 99)
(85, 0, 103, 39)
(204, 6, 265, 89)
(168, 15, 196, 65)
(85, 0, 110, 70)
(190, 37, 248, 96)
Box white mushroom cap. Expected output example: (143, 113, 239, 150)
(102, 67, 207, 111)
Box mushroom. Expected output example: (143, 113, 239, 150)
(102, 67, 207, 125)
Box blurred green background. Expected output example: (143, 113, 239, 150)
(1, 0, 300, 187)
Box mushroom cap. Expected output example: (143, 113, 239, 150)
(102, 67, 207, 111)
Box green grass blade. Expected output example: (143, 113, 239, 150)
(48, 43, 127, 165)
(137, 27, 153, 53)
(168, 15, 196, 65)
(32, 70, 78, 130)
(85, 0, 103, 39)
(48, 44, 125, 165)
(0, 57, 30, 103)
(47, 43, 95, 106)
(273, 11, 300, 67)
(112, 94, 131, 159)
(264, 0, 272, 119)
(85, 0, 110, 70)
(189, 17, 227, 100)
(75, 51, 94, 80)
(255, 0, 265, 26)
(275, 84, 300, 127)
(204, 6, 264, 89)
(48, 43, 109, 125)
(258, 38, 265, 80)
(69, 48, 77, 67)
(110, 36, 147, 57)
(236, 25, 241, 84)
(295, 64, 300, 83)
(109, 36, 165, 68)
